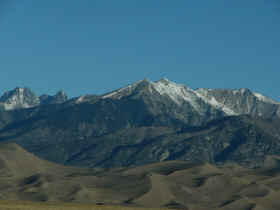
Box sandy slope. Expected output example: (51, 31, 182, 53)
(1, 143, 280, 209)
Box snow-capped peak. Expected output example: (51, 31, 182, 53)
(101, 78, 280, 117)
(102, 78, 237, 114)
(0, 87, 70, 110)
(102, 78, 197, 105)
(102, 79, 152, 99)
(76, 95, 86, 103)
(156, 78, 171, 84)
(0, 87, 40, 110)
(153, 79, 199, 107)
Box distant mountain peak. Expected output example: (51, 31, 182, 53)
(0, 87, 40, 110)
(0, 87, 68, 110)
(39, 90, 68, 105)
(102, 78, 190, 101)
(56, 90, 67, 96)
(240, 88, 250, 94)
(102, 78, 280, 118)
(102, 79, 152, 99)
(14, 87, 25, 92)
(153, 79, 196, 105)
(54, 90, 68, 101)
(157, 78, 170, 83)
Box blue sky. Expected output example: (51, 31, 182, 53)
(0, 0, 279, 100)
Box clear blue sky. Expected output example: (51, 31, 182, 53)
(0, 0, 279, 100)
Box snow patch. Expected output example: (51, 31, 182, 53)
(240, 88, 247, 94)
(2, 103, 32, 111)
(195, 89, 238, 116)
(233, 90, 239, 95)
(102, 78, 279, 116)
(253, 92, 279, 104)
(0, 88, 39, 110)
(76, 96, 86, 103)
(102, 80, 145, 99)
(102, 78, 240, 115)
(153, 79, 198, 107)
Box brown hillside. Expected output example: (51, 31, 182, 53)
(0, 143, 280, 210)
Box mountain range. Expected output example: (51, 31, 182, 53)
(0, 78, 279, 168)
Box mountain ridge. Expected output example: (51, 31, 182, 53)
(102, 78, 280, 118)
(1, 78, 279, 113)
(0, 87, 68, 110)
(0, 78, 279, 169)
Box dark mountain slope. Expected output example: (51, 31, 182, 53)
(39, 90, 68, 105)
(0, 110, 279, 168)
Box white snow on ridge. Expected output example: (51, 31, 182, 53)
(101, 78, 279, 116)
(2, 102, 32, 111)
(233, 90, 239, 95)
(102, 78, 202, 111)
(253, 92, 279, 104)
(102, 80, 145, 99)
(153, 80, 240, 115)
(0, 88, 39, 111)
(102, 86, 130, 99)
(75, 96, 86, 103)
(102, 78, 239, 115)
(194, 89, 238, 116)
(153, 79, 198, 106)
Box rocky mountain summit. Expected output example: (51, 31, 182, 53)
(195, 87, 280, 118)
(0, 87, 40, 110)
(0, 79, 279, 168)
(39, 90, 68, 105)
(0, 87, 68, 111)
(102, 78, 280, 121)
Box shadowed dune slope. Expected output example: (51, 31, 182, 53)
(1, 143, 280, 209)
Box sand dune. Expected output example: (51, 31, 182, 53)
(1, 143, 280, 209)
